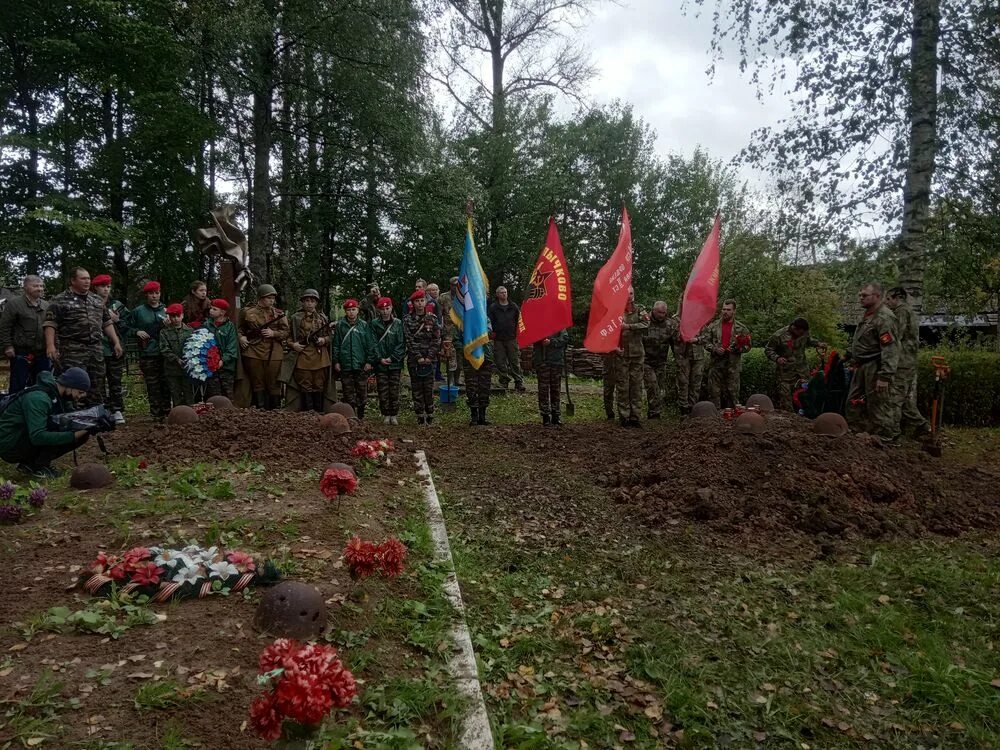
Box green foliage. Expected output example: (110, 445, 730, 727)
(133, 680, 205, 711)
(20, 598, 158, 640)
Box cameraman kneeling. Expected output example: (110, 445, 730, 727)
(0, 367, 95, 478)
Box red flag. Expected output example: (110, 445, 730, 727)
(584, 207, 634, 353)
(679, 213, 722, 342)
(517, 219, 573, 347)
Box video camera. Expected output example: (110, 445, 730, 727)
(49, 405, 117, 435)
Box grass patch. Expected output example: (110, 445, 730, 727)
(133, 680, 206, 711)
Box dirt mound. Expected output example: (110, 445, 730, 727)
(106, 408, 371, 465)
(604, 412, 1000, 541)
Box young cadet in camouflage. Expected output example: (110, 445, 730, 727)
(128, 281, 171, 421)
(616, 287, 648, 427)
(455, 320, 495, 425)
(282, 289, 333, 412)
(671, 304, 707, 415)
(704, 299, 752, 408)
(205, 300, 238, 398)
(370, 296, 406, 424)
(438, 290, 461, 386)
(91, 275, 128, 421)
(846, 283, 901, 440)
(404, 292, 441, 424)
(43, 267, 122, 407)
(532, 328, 569, 426)
(160, 303, 193, 406)
(333, 298, 376, 419)
(885, 287, 931, 436)
(765, 318, 825, 410)
(641, 301, 677, 418)
(0, 274, 50, 393)
(239, 284, 290, 410)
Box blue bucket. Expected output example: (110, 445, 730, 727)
(438, 385, 459, 403)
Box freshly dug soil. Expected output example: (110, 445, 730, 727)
(105, 408, 371, 465)
(604, 412, 1000, 540)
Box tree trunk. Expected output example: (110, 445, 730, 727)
(897, 0, 940, 313)
(103, 87, 128, 297)
(364, 140, 378, 285)
(250, 16, 276, 283)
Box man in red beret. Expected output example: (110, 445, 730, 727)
(369, 296, 405, 424)
(160, 303, 193, 406)
(90, 274, 128, 423)
(206, 299, 238, 399)
(126, 280, 170, 421)
(332, 298, 376, 419)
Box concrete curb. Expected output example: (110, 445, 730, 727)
(414, 450, 494, 749)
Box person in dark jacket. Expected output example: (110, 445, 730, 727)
(532, 328, 570, 426)
(0, 368, 93, 478)
(332, 299, 376, 419)
(0, 275, 51, 393)
(487, 286, 525, 392)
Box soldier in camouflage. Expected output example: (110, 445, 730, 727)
(886, 287, 931, 437)
(456, 320, 495, 426)
(672, 305, 706, 415)
(404, 291, 441, 425)
(532, 328, 569, 426)
(846, 282, 900, 440)
(91, 275, 128, 422)
(127, 281, 171, 421)
(160, 303, 193, 407)
(616, 287, 648, 427)
(370, 296, 406, 424)
(641, 301, 676, 418)
(765, 318, 826, 411)
(602, 353, 617, 420)
(43, 267, 123, 407)
(704, 299, 752, 409)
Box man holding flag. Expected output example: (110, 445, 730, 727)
(676, 213, 722, 413)
(451, 215, 493, 425)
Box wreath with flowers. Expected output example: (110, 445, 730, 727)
(79, 545, 280, 603)
(349, 439, 394, 466)
(183, 326, 223, 382)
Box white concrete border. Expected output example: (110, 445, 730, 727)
(414, 450, 494, 749)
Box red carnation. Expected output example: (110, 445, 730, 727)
(249, 692, 282, 741)
(90, 551, 115, 574)
(342, 536, 378, 580)
(376, 538, 407, 578)
(259, 638, 299, 674)
(107, 564, 127, 581)
(320, 468, 357, 499)
(138, 459, 149, 470)
(206, 346, 222, 372)
(131, 562, 165, 587)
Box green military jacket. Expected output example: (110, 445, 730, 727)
(642, 315, 677, 366)
(850, 305, 899, 381)
(128, 303, 167, 357)
(160, 324, 193, 376)
(0, 294, 49, 354)
(0, 371, 77, 459)
(332, 317, 376, 372)
(531, 328, 570, 367)
(892, 302, 920, 373)
(765, 326, 820, 380)
(369, 316, 406, 373)
(102, 299, 128, 358)
(43, 290, 110, 352)
(704, 318, 752, 369)
(619, 304, 648, 359)
(671, 317, 707, 362)
(211, 319, 239, 375)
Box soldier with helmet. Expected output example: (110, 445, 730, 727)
(239, 283, 290, 410)
(281, 289, 333, 412)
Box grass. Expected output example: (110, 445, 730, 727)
(133, 680, 206, 711)
(0, 672, 66, 746)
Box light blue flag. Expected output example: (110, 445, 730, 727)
(449, 218, 490, 369)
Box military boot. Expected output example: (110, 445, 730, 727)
(469, 407, 479, 426)
(477, 407, 491, 426)
(253, 391, 267, 409)
(551, 413, 562, 427)
(313, 392, 325, 412)
(357, 403, 366, 421)
(541, 413, 551, 426)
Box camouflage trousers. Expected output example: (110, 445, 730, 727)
(165, 372, 193, 407)
(890, 369, 930, 435)
(709, 361, 741, 409)
(376, 370, 402, 416)
(616, 356, 643, 421)
(494, 339, 523, 389)
(536, 364, 562, 417)
(340, 370, 369, 412)
(463, 361, 493, 410)
(103, 356, 125, 412)
(675, 356, 705, 411)
(59, 345, 105, 407)
(205, 371, 235, 399)
(775, 369, 805, 411)
(603, 354, 618, 417)
(846, 360, 899, 440)
(139, 357, 171, 420)
(410, 374, 435, 416)
(642, 360, 668, 416)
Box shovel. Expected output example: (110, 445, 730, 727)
(924, 355, 950, 455)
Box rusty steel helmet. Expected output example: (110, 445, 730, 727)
(813, 412, 848, 437)
(690, 400, 719, 419)
(70, 463, 115, 490)
(206, 395, 234, 411)
(319, 413, 352, 435)
(735, 411, 766, 434)
(746, 394, 775, 412)
(254, 581, 327, 640)
(167, 405, 199, 425)
(326, 401, 356, 420)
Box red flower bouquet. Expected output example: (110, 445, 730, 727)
(342, 536, 378, 580)
(376, 538, 407, 578)
(349, 439, 394, 462)
(320, 467, 357, 501)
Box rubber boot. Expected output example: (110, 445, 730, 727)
(478, 407, 491, 426)
(469, 407, 479, 426)
(253, 391, 267, 410)
(541, 413, 551, 426)
(357, 403, 365, 421)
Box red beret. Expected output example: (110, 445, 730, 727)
(409, 290, 426, 302)
(142, 281, 161, 293)
(92, 274, 112, 287)
(376, 296, 393, 309)
(343, 298, 359, 309)
(165, 303, 184, 316)
(210, 298, 229, 311)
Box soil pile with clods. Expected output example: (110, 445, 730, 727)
(603, 412, 1000, 540)
(105, 407, 372, 465)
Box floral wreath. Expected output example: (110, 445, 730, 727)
(183, 327, 223, 382)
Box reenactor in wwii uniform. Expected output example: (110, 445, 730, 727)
(846, 282, 901, 440)
(159, 303, 193, 407)
(641, 301, 676, 419)
(43, 267, 123, 407)
(456, 320, 495, 426)
(705, 299, 752, 408)
(332, 298, 376, 419)
(765, 317, 825, 411)
(617, 287, 648, 427)
(404, 291, 441, 425)
(90, 275, 127, 423)
(672, 304, 706, 415)
(885, 287, 930, 437)
(128, 281, 171, 421)
(282, 289, 333, 412)
(370, 296, 406, 424)
(533, 328, 569, 426)
(0, 274, 51, 393)
(238, 283, 290, 410)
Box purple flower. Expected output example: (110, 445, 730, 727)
(0, 504, 22, 524)
(28, 487, 47, 508)
(0, 482, 15, 501)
